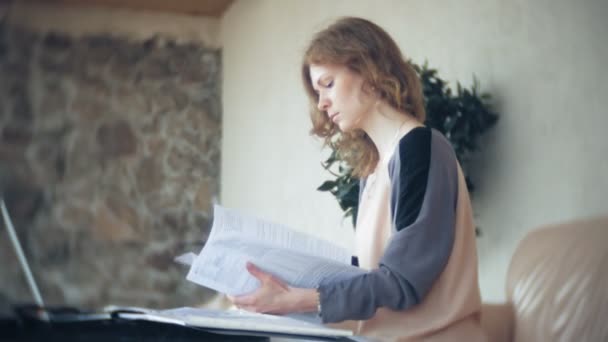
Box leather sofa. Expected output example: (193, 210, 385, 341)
(480, 216, 608, 342)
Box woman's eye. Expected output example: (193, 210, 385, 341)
(326, 80, 334, 88)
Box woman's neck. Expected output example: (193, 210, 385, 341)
(361, 102, 421, 163)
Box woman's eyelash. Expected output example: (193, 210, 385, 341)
(326, 80, 334, 87)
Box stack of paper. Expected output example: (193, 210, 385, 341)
(107, 306, 354, 339)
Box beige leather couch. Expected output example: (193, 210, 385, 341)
(480, 216, 608, 342)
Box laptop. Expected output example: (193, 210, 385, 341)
(1, 198, 46, 315)
(1, 197, 113, 322)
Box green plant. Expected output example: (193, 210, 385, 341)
(317, 61, 499, 228)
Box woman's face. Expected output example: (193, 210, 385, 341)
(309, 63, 375, 132)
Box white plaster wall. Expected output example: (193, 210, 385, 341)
(221, 0, 608, 302)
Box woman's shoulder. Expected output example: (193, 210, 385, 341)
(389, 127, 457, 173)
(390, 126, 430, 165)
(400, 125, 430, 144)
(396, 126, 453, 149)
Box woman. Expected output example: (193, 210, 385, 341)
(231, 17, 486, 341)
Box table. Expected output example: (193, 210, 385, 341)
(0, 316, 269, 342)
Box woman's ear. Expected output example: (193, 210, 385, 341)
(361, 81, 376, 95)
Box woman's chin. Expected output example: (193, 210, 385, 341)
(337, 122, 354, 132)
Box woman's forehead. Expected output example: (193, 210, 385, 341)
(309, 63, 343, 81)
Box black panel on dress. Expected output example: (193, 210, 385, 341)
(394, 127, 431, 231)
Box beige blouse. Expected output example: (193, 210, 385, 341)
(353, 129, 487, 341)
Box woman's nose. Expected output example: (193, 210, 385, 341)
(317, 95, 330, 111)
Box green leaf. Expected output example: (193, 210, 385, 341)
(317, 181, 336, 192)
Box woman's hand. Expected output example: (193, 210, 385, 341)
(230, 262, 318, 315)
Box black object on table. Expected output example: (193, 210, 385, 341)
(0, 305, 269, 342)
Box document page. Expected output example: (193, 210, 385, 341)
(209, 205, 351, 263)
(186, 205, 364, 295)
(121, 307, 353, 338)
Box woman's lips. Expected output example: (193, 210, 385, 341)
(330, 112, 340, 122)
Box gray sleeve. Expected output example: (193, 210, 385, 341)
(317, 131, 458, 323)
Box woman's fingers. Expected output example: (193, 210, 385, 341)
(229, 262, 292, 314)
(246, 262, 270, 281)
(232, 293, 256, 306)
(246, 262, 289, 290)
(272, 277, 289, 291)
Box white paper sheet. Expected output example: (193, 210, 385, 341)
(113, 306, 353, 338)
(186, 205, 364, 296)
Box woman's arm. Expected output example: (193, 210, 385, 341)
(233, 129, 459, 323)
(317, 129, 459, 323)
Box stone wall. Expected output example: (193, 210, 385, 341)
(0, 19, 221, 311)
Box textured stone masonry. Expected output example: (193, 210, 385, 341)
(0, 22, 221, 312)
